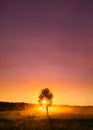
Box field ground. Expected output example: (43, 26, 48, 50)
(0, 105, 93, 130)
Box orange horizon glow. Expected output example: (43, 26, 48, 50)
(0, 81, 93, 106)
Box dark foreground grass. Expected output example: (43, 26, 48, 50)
(0, 116, 93, 130)
(0, 104, 93, 130)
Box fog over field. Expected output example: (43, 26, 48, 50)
(0, 102, 93, 130)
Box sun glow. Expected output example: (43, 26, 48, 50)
(42, 100, 47, 105)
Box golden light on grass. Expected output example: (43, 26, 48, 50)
(38, 105, 73, 114)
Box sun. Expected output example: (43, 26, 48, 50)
(42, 100, 47, 105)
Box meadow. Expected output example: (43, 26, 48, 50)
(0, 102, 93, 130)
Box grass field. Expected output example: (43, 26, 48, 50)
(0, 104, 93, 130)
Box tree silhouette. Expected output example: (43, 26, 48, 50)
(38, 88, 53, 115)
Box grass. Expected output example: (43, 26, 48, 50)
(0, 104, 93, 130)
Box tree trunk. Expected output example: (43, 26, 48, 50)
(46, 106, 48, 115)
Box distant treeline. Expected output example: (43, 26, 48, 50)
(0, 101, 93, 111)
(0, 102, 30, 111)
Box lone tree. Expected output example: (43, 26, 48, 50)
(38, 88, 53, 115)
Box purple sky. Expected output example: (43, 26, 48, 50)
(0, 0, 93, 105)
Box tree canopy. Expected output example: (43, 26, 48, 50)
(38, 88, 53, 114)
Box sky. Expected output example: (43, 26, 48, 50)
(0, 0, 93, 105)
